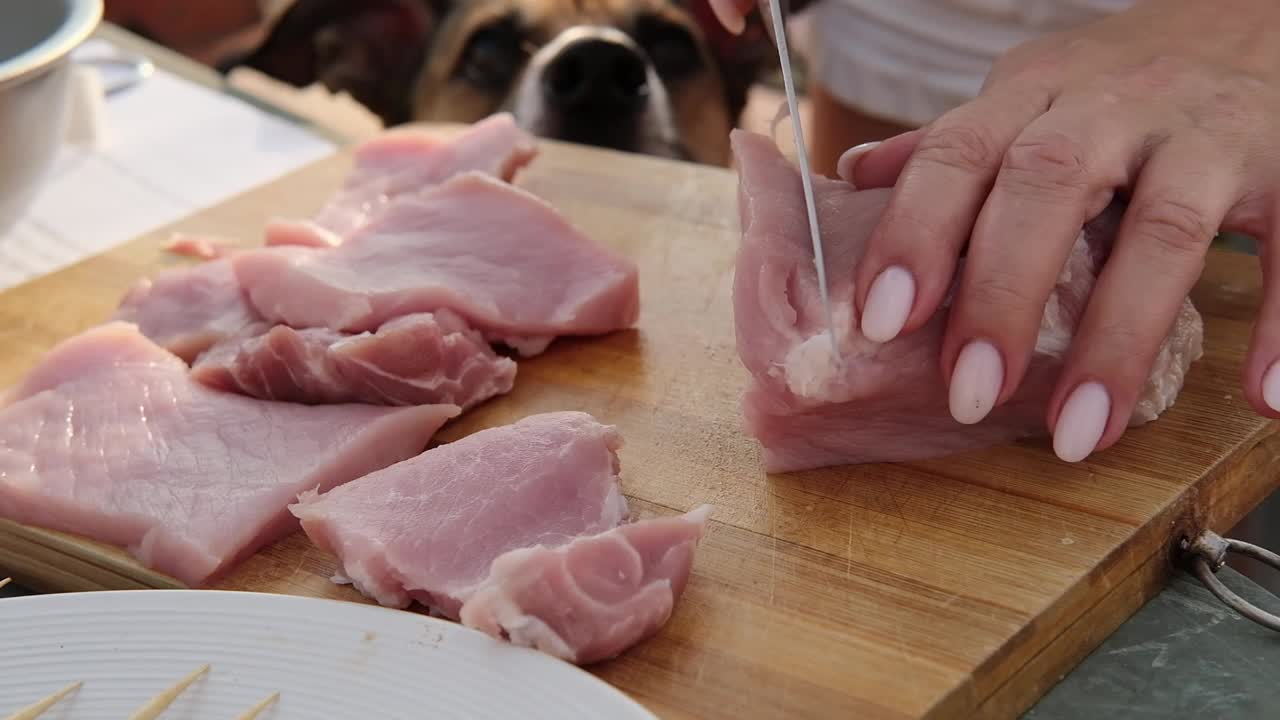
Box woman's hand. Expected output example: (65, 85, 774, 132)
(839, 0, 1280, 462)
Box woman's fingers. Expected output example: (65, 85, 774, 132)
(1048, 142, 1237, 461)
(941, 99, 1141, 424)
(836, 128, 924, 188)
(852, 91, 1052, 345)
(1243, 206, 1280, 419)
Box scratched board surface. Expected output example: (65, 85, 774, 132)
(1, 127, 1277, 720)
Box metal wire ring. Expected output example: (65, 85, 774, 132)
(1185, 532, 1280, 633)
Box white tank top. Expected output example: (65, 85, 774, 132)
(805, 0, 1135, 126)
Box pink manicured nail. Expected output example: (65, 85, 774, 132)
(860, 266, 914, 343)
(949, 340, 1003, 425)
(1263, 361, 1280, 413)
(836, 141, 881, 185)
(1053, 381, 1111, 462)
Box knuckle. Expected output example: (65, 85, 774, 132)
(875, 207, 944, 248)
(999, 132, 1092, 195)
(1129, 195, 1215, 258)
(1084, 322, 1159, 384)
(912, 122, 1005, 176)
(964, 271, 1039, 315)
(1089, 321, 1147, 354)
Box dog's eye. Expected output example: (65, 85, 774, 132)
(458, 21, 524, 89)
(633, 19, 701, 78)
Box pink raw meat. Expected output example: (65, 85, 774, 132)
(231, 171, 640, 352)
(0, 322, 459, 586)
(312, 112, 538, 238)
(110, 258, 261, 363)
(460, 505, 713, 665)
(289, 411, 630, 617)
(730, 130, 1205, 472)
(191, 310, 516, 410)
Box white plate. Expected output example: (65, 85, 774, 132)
(0, 590, 657, 719)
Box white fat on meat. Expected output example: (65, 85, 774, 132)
(0, 322, 459, 587)
(311, 112, 538, 239)
(191, 310, 516, 410)
(165, 232, 242, 260)
(264, 218, 343, 249)
(730, 129, 1205, 472)
(460, 504, 713, 665)
(289, 412, 630, 616)
(110, 257, 261, 363)
(231, 171, 640, 353)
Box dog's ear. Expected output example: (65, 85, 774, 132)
(225, 0, 451, 126)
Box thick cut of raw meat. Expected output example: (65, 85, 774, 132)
(312, 112, 538, 238)
(0, 322, 459, 586)
(110, 257, 261, 363)
(289, 412, 630, 618)
(460, 505, 713, 665)
(730, 130, 1205, 472)
(191, 310, 516, 410)
(231, 171, 640, 352)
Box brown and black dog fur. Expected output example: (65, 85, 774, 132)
(223, 0, 803, 166)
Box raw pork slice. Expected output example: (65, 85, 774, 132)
(730, 130, 1204, 472)
(110, 258, 261, 363)
(289, 412, 630, 617)
(232, 171, 640, 352)
(460, 505, 713, 665)
(312, 112, 538, 238)
(191, 310, 517, 410)
(0, 322, 459, 586)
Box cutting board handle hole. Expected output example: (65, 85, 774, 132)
(1179, 530, 1280, 632)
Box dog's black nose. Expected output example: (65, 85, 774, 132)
(542, 37, 649, 114)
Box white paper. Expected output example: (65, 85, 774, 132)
(0, 40, 336, 292)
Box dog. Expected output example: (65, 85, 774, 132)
(221, 0, 792, 166)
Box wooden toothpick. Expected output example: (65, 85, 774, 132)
(3, 680, 82, 720)
(127, 665, 210, 720)
(234, 692, 281, 720)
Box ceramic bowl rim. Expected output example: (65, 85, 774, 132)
(0, 0, 103, 89)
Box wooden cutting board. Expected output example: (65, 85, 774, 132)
(1, 128, 1277, 720)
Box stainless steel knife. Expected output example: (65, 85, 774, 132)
(760, 0, 840, 361)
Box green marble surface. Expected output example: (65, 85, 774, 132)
(1026, 567, 1280, 719)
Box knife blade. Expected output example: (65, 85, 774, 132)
(760, 0, 841, 361)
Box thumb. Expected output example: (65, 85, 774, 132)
(837, 128, 925, 189)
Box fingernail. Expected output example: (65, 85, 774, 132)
(1053, 381, 1111, 463)
(949, 340, 1003, 425)
(1263, 361, 1280, 412)
(836, 141, 881, 185)
(860, 266, 915, 343)
(710, 0, 746, 34)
